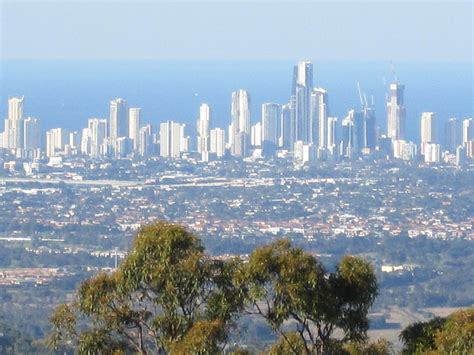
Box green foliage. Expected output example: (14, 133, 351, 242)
(241, 240, 378, 354)
(400, 308, 474, 354)
(342, 338, 393, 355)
(265, 332, 307, 355)
(399, 317, 445, 354)
(48, 222, 379, 354)
(48, 222, 245, 354)
(434, 308, 474, 354)
(169, 320, 225, 354)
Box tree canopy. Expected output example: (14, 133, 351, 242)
(400, 307, 474, 354)
(48, 221, 379, 354)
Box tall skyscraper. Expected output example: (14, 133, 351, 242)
(420, 112, 436, 154)
(280, 103, 293, 149)
(230, 90, 250, 156)
(88, 118, 108, 157)
(292, 61, 313, 143)
(311, 88, 329, 149)
(462, 118, 473, 145)
(5, 96, 25, 149)
(327, 116, 338, 154)
(363, 106, 377, 150)
(160, 120, 186, 158)
(109, 98, 128, 144)
(197, 103, 211, 154)
(386, 83, 406, 140)
(261, 103, 280, 146)
(445, 118, 460, 153)
(128, 108, 141, 151)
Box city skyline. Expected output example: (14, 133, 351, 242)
(1, 61, 473, 165)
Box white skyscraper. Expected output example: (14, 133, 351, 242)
(292, 61, 313, 143)
(420, 112, 436, 154)
(424, 143, 441, 163)
(197, 103, 211, 154)
(327, 116, 337, 153)
(311, 88, 329, 149)
(280, 103, 293, 149)
(231, 90, 250, 156)
(251, 122, 262, 147)
(88, 118, 108, 157)
(160, 120, 186, 158)
(128, 108, 141, 151)
(210, 128, 225, 158)
(69, 131, 81, 150)
(387, 83, 406, 140)
(109, 98, 128, 145)
(5, 96, 25, 149)
(46, 128, 67, 157)
(462, 118, 473, 145)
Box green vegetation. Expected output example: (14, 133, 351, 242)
(400, 308, 474, 354)
(48, 222, 379, 354)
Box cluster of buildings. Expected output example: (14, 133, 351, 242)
(1, 61, 473, 167)
(0, 159, 472, 245)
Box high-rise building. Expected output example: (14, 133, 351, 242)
(88, 118, 108, 157)
(261, 103, 280, 146)
(292, 61, 313, 143)
(445, 118, 460, 153)
(280, 103, 293, 149)
(69, 131, 81, 150)
(392, 139, 417, 161)
(341, 111, 355, 159)
(23, 117, 40, 151)
(251, 122, 262, 147)
(420, 112, 436, 154)
(45, 128, 67, 157)
(210, 128, 225, 158)
(386, 83, 406, 140)
(327, 116, 337, 154)
(160, 120, 186, 158)
(233, 131, 248, 158)
(424, 143, 441, 163)
(138, 125, 152, 157)
(462, 118, 473, 145)
(363, 106, 377, 150)
(4, 96, 25, 149)
(311, 88, 329, 149)
(128, 108, 141, 151)
(197, 103, 211, 154)
(230, 90, 250, 156)
(109, 98, 128, 145)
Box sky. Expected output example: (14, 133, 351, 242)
(0, 0, 472, 62)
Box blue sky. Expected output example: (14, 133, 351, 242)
(0, 1, 472, 61)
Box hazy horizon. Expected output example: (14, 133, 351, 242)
(1, 1, 472, 62)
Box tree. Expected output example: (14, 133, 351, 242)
(400, 308, 473, 354)
(239, 239, 378, 355)
(399, 317, 445, 354)
(49, 223, 379, 354)
(48, 222, 245, 354)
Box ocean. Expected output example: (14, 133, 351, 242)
(0, 60, 472, 143)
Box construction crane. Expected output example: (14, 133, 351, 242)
(357, 81, 365, 109)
